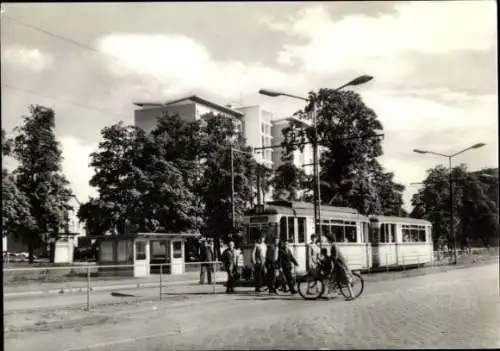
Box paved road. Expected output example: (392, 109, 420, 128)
(5, 263, 499, 350)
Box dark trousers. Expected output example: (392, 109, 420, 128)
(200, 263, 213, 284)
(282, 266, 296, 292)
(226, 268, 236, 292)
(254, 263, 265, 291)
(265, 263, 277, 291)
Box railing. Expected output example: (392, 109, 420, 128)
(3, 248, 498, 311)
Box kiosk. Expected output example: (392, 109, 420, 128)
(91, 232, 197, 278)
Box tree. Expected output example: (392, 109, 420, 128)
(10, 106, 73, 263)
(280, 89, 406, 215)
(2, 129, 36, 249)
(410, 164, 498, 248)
(271, 163, 310, 201)
(198, 113, 257, 249)
(79, 115, 203, 235)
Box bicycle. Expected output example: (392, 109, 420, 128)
(297, 261, 364, 301)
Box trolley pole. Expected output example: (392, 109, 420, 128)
(312, 102, 322, 247)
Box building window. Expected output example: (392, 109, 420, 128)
(173, 241, 183, 259)
(135, 241, 146, 260)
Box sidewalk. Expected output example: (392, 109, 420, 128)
(4, 255, 497, 299)
(3, 271, 226, 298)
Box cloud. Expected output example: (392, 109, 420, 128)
(2, 45, 54, 73)
(96, 33, 298, 101)
(59, 136, 98, 203)
(261, 2, 496, 77)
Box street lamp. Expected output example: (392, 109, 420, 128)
(412, 143, 486, 264)
(259, 75, 374, 246)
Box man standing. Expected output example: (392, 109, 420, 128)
(252, 234, 267, 292)
(278, 240, 298, 294)
(307, 234, 321, 275)
(265, 236, 280, 294)
(222, 240, 238, 293)
(199, 238, 214, 285)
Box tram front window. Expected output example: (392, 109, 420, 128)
(246, 223, 278, 244)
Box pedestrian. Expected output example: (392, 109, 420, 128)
(252, 233, 267, 292)
(199, 238, 214, 285)
(278, 240, 298, 294)
(328, 237, 355, 301)
(307, 234, 321, 276)
(265, 236, 280, 295)
(221, 239, 238, 293)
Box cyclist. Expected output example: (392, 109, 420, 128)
(326, 237, 355, 301)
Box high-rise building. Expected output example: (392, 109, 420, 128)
(134, 95, 244, 134)
(233, 105, 274, 169)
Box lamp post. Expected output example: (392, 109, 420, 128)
(229, 146, 256, 236)
(259, 75, 373, 247)
(413, 142, 486, 264)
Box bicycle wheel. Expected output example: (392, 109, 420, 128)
(339, 271, 364, 299)
(297, 275, 325, 300)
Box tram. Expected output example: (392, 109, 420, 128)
(239, 201, 433, 279)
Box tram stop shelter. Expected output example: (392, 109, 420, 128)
(89, 232, 198, 278)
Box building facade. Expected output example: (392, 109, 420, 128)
(134, 95, 244, 134)
(233, 105, 274, 169)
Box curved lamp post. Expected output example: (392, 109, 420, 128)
(413, 143, 486, 264)
(259, 75, 374, 246)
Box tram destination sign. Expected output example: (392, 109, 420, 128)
(250, 216, 269, 223)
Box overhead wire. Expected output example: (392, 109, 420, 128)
(1, 13, 166, 118)
(3, 84, 132, 120)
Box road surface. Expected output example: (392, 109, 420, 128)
(5, 263, 499, 350)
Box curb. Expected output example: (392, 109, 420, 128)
(3, 278, 227, 299)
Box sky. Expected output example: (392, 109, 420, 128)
(1, 1, 498, 212)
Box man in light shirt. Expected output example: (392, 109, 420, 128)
(252, 233, 267, 292)
(307, 234, 321, 275)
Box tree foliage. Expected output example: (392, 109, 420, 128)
(411, 164, 499, 247)
(79, 115, 203, 235)
(198, 113, 257, 247)
(280, 89, 406, 215)
(271, 163, 310, 201)
(2, 129, 36, 244)
(9, 106, 73, 263)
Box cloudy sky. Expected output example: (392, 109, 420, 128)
(1, 1, 497, 211)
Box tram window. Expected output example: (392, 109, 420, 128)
(344, 226, 357, 243)
(418, 228, 426, 242)
(288, 217, 295, 242)
(322, 224, 331, 241)
(380, 224, 387, 243)
(330, 225, 342, 242)
(248, 227, 263, 244)
(390, 224, 396, 242)
(402, 224, 426, 242)
(298, 217, 306, 243)
(279, 217, 287, 242)
(363, 223, 370, 243)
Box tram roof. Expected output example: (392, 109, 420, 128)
(245, 200, 362, 217)
(372, 216, 432, 225)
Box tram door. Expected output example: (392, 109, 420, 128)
(369, 218, 381, 268)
